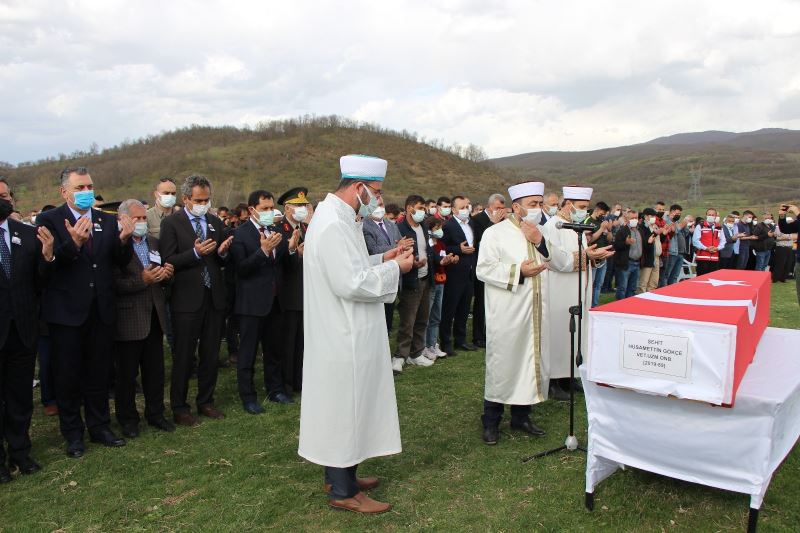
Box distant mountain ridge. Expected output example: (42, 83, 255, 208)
(490, 128, 800, 207)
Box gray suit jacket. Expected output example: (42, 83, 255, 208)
(362, 217, 402, 255)
(113, 235, 169, 342)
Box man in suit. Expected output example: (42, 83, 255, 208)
(470, 193, 506, 348)
(159, 174, 233, 427)
(362, 198, 408, 334)
(276, 187, 311, 393)
(0, 191, 54, 481)
(112, 200, 176, 438)
(36, 166, 135, 457)
(230, 190, 293, 413)
(440, 195, 478, 355)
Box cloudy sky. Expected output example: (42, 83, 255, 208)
(3, 0, 800, 164)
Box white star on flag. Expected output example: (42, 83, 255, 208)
(690, 279, 750, 287)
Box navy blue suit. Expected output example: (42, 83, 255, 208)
(37, 203, 133, 441)
(440, 217, 477, 351)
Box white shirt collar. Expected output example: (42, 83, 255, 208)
(0, 218, 8, 233)
(68, 205, 92, 222)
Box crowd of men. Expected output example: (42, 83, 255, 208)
(0, 167, 797, 510)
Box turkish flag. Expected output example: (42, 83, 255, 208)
(588, 270, 770, 405)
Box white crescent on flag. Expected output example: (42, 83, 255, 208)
(634, 291, 759, 324)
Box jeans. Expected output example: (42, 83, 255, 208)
(615, 262, 640, 300)
(664, 254, 684, 285)
(755, 250, 772, 271)
(591, 261, 607, 308)
(426, 283, 444, 347)
(395, 281, 432, 359)
(735, 247, 751, 270)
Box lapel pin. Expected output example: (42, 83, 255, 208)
(11, 235, 22, 245)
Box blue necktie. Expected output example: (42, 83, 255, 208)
(0, 227, 11, 279)
(194, 217, 211, 288)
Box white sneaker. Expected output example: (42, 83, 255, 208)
(422, 347, 437, 361)
(407, 354, 434, 367)
(433, 343, 447, 358)
(392, 357, 405, 374)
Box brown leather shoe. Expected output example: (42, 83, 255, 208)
(198, 405, 225, 419)
(329, 492, 391, 514)
(173, 412, 201, 427)
(44, 405, 59, 416)
(324, 476, 380, 493)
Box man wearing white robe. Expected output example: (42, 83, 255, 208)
(541, 186, 614, 400)
(477, 182, 552, 445)
(299, 155, 413, 514)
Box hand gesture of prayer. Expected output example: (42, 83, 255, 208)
(65, 217, 92, 248)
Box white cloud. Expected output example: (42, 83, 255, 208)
(2, 0, 800, 163)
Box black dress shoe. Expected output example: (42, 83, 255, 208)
(243, 402, 265, 414)
(121, 422, 140, 439)
(474, 340, 486, 348)
(66, 440, 85, 458)
(456, 343, 478, 352)
(549, 382, 570, 401)
(268, 392, 295, 404)
(10, 457, 41, 475)
(148, 416, 176, 433)
(511, 420, 546, 436)
(89, 429, 126, 448)
(482, 426, 499, 445)
(0, 466, 11, 483)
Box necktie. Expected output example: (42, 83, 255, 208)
(378, 221, 391, 244)
(194, 217, 211, 288)
(0, 227, 11, 279)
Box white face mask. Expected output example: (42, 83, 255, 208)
(523, 207, 542, 225)
(725, 222, 734, 229)
(706, 215, 716, 224)
(648, 216, 656, 225)
(744, 216, 753, 223)
(411, 209, 426, 223)
(133, 221, 148, 237)
(432, 228, 444, 239)
(629, 219, 638, 227)
(440, 207, 451, 217)
(369, 206, 385, 220)
(158, 194, 176, 209)
(733, 217, 740, 224)
(547, 206, 558, 217)
(571, 207, 588, 224)
(456, 208, 470, 221)
(613, 210, 621, 217)
(190, 203, 210, 217)
(292, 206, 309, 222)
(428, 207, 437, 216)
(787, 217, 795, 223)
(764, 219, 774, 225)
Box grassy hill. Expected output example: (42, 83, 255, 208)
(5, 117, 504, 213)
(491, 128, 800, 213)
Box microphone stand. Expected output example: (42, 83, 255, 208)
(523, 225, 587, 462)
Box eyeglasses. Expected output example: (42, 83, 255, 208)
(364, 183, 383, 198)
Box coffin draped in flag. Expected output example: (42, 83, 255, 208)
(587, 269, 770, 405)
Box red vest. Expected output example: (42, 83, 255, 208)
(696, 221, 721, 262)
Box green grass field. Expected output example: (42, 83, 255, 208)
(1, 280, 798, 532)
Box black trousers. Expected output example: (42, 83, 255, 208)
(171, 289, 223, 414)
(440, 277, 474, 350)
(49, 300, 114, 441)
(237, 301, 284, 403)
(114, 310, 166, 425)
(695, 260, 719, 276)
(772, 247, 792, 282)
(325, 464, 359, 499)
(279, 309, 304, 393)
(719, 255, 737, 269)
(384, 302, 395, 333)
(0, 323, 35, 463)
(472, 279, 486, 343)
(481, 400, 531, 429)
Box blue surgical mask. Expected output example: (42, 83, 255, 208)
(133, 221, 148, 237)
(571, 208, 588, 223)
(547, 206, 558, 217)
(440, 207, 452, 217)
(257, 209, 275, 227)
(357, 184, 379, 218)
(412, 209, 426, 223)
(432, 229, 444, 239)
(73, 190, 95, 210)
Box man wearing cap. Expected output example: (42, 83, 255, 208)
(476, 182, 551, 445)
(299, 155, 413, 514)
(276, 187, 311, 393)
(541, 186, 614, 400)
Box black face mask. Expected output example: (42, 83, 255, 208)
(672, 214, 681, 222)
(0, 199, 13, 222)
(656, 210, 665, 217)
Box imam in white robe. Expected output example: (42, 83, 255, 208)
(541, 214, 592, 379)
(298, 193, 401, 468)
(477, 217, 550, 404)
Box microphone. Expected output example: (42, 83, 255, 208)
(555, 220, 596, 232)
